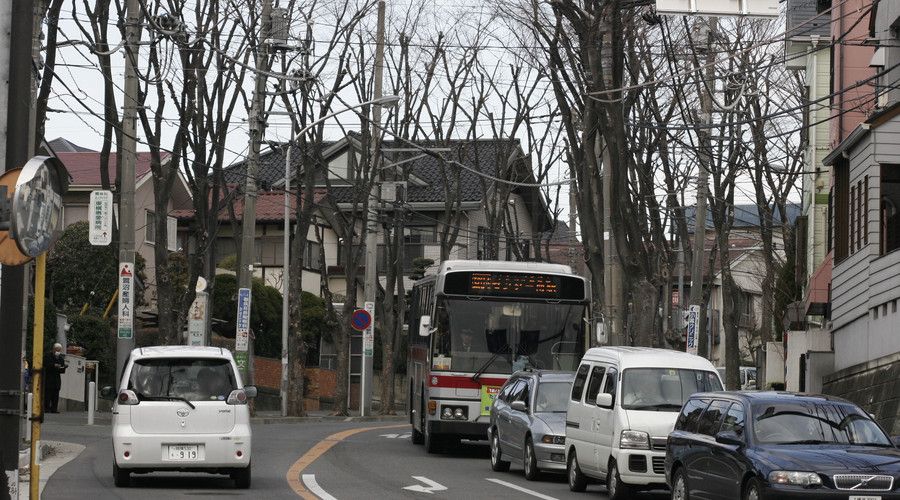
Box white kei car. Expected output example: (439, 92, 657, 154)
(103, 346, 255, 488)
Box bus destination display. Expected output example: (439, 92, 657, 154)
(443, 271, 585, 300)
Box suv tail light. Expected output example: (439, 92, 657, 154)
(227, 389, 248, 405)
(117, 390, 139, 405)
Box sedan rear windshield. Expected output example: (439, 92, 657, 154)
(128, 358, 236, 402)
(621, 368, 722, 411)
(752, 402, 891, 446)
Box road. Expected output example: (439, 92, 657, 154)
(39, 415, 668, 499)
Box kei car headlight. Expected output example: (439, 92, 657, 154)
(619, 430, 650, 450)
(768, 471, 822, 487)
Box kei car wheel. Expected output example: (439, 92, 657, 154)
(524, 437, 540, 481)
(232, 463, 251, 489)
(567, 451, 587, 492)
(490, 431, 511, 472)
(671, 467, 690, 500)
(113, 461, 130, 487)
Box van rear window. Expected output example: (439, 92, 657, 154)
(128, 358, 236, 402)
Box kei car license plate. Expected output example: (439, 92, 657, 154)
(849, 496, 882, 500)
(166, 445, 200, 461)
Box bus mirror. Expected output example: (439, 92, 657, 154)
(419, 315, 432, 337)
(596, 322, 607, 345)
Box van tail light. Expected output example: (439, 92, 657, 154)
(118, 390, 139, 405)
(227, 389, 248, 405)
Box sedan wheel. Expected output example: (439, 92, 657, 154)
(671, 467, 689, 500)
(743, 478, 762, 500)
(490, 432, 510, 472)
(523, 438, 540, 481)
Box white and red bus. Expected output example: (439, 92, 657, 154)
(407, 260, 590, 453)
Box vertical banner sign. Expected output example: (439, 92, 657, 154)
(117, 263, 135, 339)
(686, 305, 700, 356)
(363, 301, 375, 357)
(88, 190, 113, 246)
(187, 291, 208, 346)
(235, 287, 251, 370)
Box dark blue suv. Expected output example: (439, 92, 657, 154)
(664, 391, 900, 500)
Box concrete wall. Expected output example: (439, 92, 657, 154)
(785, 329, 832, 391)
(823, 352, 900, 435)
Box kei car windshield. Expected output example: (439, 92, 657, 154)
(128, 358, 236, 402)
(752, 402, 892, 445)
(430, 298, 586, 373)
(621, 368, 723, 411)
(534, 381, 572, 413)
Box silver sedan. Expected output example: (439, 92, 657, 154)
(487, 370, 574, 480)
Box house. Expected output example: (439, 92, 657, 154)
(224, 134, 556, 298)
(47, 138, 192, 307)
(820, 1, 900, 435)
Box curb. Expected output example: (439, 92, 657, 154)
(250, 415, 408, 424)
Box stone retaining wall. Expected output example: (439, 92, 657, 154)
(822, 352, 900, 435)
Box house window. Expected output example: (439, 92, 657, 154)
(816, 0, 831, 13)
(881, 165, 900, 255)
(850, 184, 856, 254)
(145, 210, 156, 244)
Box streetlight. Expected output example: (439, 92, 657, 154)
(280, 95, 400, 417)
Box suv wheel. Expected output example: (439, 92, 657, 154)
(232, 463, 251, 489)
(113, 461, 130, 487)
(490, 431, 510, 472)
(671, 467, 689, 500)
(567, 451, 587, 492)
(523, 437, 540, 481)
(606, 460, 633, 500)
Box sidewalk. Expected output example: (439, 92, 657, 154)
(17, 441, 85, 499)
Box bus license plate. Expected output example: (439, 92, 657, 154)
(167, 445, 199, 461)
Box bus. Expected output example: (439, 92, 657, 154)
(407, 260, 590, 453)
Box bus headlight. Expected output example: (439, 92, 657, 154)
(440, 406, 468, 420)
(442, 407, 453, 419)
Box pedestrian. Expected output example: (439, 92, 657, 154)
(44, 343, 67, 413)
(22, 353, 30, 391)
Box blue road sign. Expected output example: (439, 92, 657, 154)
(351, 308, 372, 332)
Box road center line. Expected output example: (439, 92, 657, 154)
(302, 474, 338, 500)
(285, 423, 407, 499)
(485, 478, 561, 500)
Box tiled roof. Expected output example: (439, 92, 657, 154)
(224, 135, 526, 204)
(172, 189, 326, 222)
(684, 203, 802, 232)
(56, 151, 165, 186)
(47, 137, 95, 153)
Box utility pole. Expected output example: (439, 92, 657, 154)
(116, 0, 141, 385)
(0, 1, 35, 497)
(688, 17, 716, 360)
(362, 0, 386, 417)
(238, 0, 273, 383)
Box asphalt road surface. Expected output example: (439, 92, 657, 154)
(39, 416, 668, 499)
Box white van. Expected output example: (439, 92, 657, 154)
(104, 347, 255, 488)
(564, 347, 722, 499)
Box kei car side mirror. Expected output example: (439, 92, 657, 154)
(715, 431, 743, 446)
(99, 385, 116, 400)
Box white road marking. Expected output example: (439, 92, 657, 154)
(402, 476, 448, 494)
(380, 433, 412, 439)
(485, 478, 560, 500)
(302, 473, 338, 500)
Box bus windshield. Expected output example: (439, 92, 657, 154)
(430, 298, 585, 373)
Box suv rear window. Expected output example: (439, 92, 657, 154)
(128, 358, 236, 402)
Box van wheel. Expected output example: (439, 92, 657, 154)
(113, 461, 130, 487)
(671, 466, 689, 500)
(523, 437, 540, 481)
(411, 396, 424, 445)
(567, 451, 587, 492)
(232, 464, 251, 489)
(606, 460, 633, 500)
(490, 432, 510, 472)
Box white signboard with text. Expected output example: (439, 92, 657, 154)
(656, 0, 778, 17)
(363, 301, 375, 357)
(686, 305, 700, 356)
(89, 190, 113, 246)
